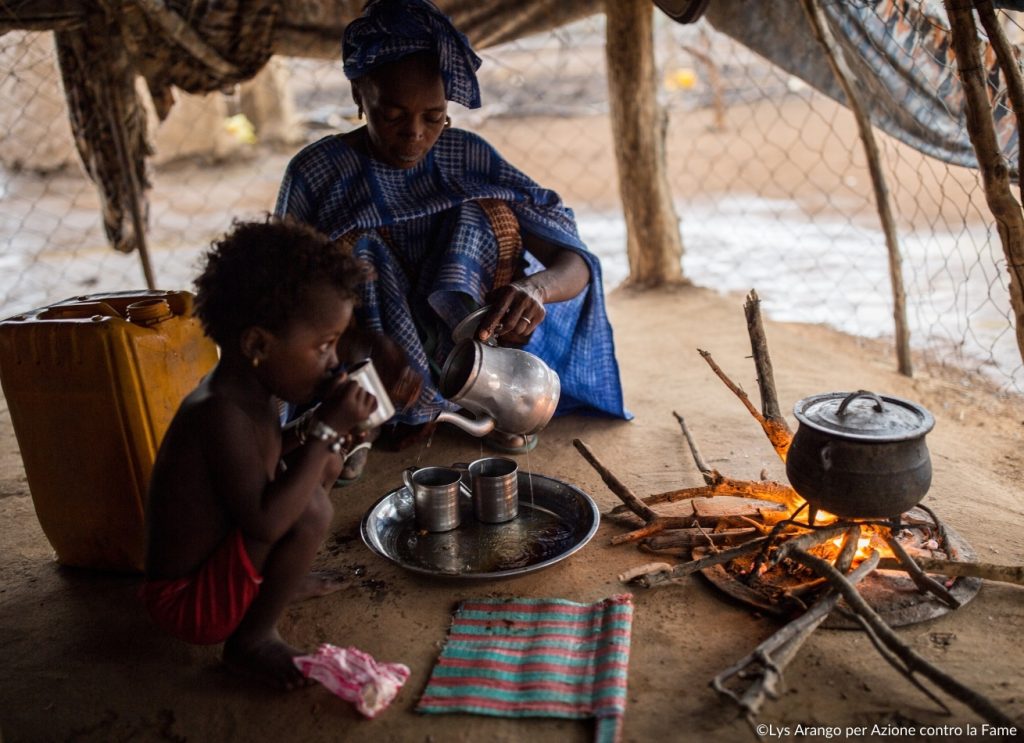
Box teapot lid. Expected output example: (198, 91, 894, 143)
(793, 390, 934, 442)
(452, 305, 499, 347)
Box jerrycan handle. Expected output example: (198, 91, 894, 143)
(37, 302, 121, 321)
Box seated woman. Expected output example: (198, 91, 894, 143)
(275, 0, 629, 454)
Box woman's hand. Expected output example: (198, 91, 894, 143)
(476, 236, 590, 345)
(478, 281, 545, 345)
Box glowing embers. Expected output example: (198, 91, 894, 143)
(694, 505, 981, 628)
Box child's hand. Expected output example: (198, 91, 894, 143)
(318, 377, 377, 435)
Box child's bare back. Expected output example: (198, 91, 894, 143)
(141, 218, 385, 690)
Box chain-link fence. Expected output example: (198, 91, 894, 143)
(2, 5, 1022, 395)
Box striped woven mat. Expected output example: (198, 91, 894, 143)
(416, 595, 634, 743)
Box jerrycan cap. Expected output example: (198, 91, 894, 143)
(127, 298, 174, 327)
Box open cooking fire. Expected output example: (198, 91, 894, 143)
(572, 291, 1015, 732)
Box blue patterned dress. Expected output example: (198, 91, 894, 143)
(275, 127, 629, 425)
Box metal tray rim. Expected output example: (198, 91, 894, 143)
(359, 471, 600, 579)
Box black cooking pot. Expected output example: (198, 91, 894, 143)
(785, 390, 935, 520)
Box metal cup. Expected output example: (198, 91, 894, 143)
(468, 456, 519, 523)
(404, 466, 462, 532)
(347, 358, 395, 430)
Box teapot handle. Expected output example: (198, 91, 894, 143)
(837, 390, 885, 416)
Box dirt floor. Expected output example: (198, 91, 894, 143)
(1, 285, 1022, 742)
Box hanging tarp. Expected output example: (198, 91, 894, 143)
(705, 0, 1020, 177)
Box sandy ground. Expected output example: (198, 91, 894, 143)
(1, 285, 1022, 742)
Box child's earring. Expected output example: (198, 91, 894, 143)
(357, 105, 364, 120)
(444, 115, 451, 129)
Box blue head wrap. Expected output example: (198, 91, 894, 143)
(342, 0, 483, 109)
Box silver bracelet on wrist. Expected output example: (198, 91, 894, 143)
(308, 418, 340, 443)
(308, 419, 348, 457)
(291, 409, 314, 446)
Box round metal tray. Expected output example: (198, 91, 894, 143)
(360, 471, 600, 579)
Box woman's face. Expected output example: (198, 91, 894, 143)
(353, 56, 447, 169)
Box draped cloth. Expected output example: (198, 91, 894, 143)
(342, 0, 483, 109)
(275, 127, 630, 425)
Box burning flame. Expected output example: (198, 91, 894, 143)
(831, 534, 875, 561)
(813, 509, 838, 525)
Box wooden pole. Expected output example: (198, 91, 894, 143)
(604, 0, 686, 287)
(973, 1, 1024, 207)
(799, 0, 913, 377)
(944, 0, 1024, 369)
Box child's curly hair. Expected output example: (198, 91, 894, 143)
(194, 215, 368, 347)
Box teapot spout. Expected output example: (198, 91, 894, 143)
(434, 410, 496, 438)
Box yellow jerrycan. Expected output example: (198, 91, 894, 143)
(0, 290, 218, 572)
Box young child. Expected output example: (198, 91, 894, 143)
(141, 216, 377, 690)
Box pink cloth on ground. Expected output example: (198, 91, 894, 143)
(293, 644, 410, 718)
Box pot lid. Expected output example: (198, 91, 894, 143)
(793, 390, 935, 442)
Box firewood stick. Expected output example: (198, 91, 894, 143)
(834, 525, 861, 574)
(606, 478, 800, 515)
(609, 517, 695, 545)
(573, 438, 656, 522)
(917, 503, 954, 556)
(698, 348, 791, 463)
(741, 547, 872, 702)
(693, 519, 720, 553)
(697, 347, 765, 423)
(623, 537, 770, 588)
(768, 524, 849, 566)
(618, 562, 673, 583)
(573, 438, 706, 543)
(672, 410, 713, 477)
(781, 524, 862, 602)
(643, 527, 759, 550)
(743, 290, 794, 445)
(712, 545, 878, 718)
(637, 543, 688, 557)
(882, 532, 961, 608)
(876, 556, 1024, 587)
(839, 606, 951, 715)
(791, 549, 1018, 729)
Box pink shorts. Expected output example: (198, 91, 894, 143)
(140, 530, 263, 645)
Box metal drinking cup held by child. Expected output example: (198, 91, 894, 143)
(346, 358, 396, 431)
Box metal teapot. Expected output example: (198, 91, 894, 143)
(434, 337, 560, 438)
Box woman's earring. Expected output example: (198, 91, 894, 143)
(444, 115, 451, 129)
(252, 356, 260, 368)
(357, 105, 364, 120)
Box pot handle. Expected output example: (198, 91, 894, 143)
(820, 441, 832, 471)
(837, 389, 884, 416)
